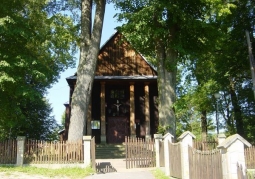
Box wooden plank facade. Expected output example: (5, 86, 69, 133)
(63, 32, 159, 143)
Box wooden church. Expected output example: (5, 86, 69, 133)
(62, 32, 159, 143)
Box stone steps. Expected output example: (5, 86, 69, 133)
(96, 144, 126, 159)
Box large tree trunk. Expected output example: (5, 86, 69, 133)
(156, 42, 177, 137)
(201, 110, 207, 141)
(68, 0, 106, 141)
(221, 95, 235, 134)
(229, 78, 244, 137)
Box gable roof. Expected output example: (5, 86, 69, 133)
(96, 31, 157, 76)
(66, 31, 157, 85)
(100, 31, 156, 71)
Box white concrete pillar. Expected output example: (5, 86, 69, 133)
(178, 131, 196, 179)
(154, 134, 163, 167)
(83, 136, 92, 167)
(163, 133, 174, 176)
(217, 133, 226, 145)
(217, 134, 251, 179)
(16, 136, 26, 166)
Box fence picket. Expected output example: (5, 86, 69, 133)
(125, 137, 155, 169)
(169, 142, 182, 178)
(193, 140, 218, 151)
(23, 139, 84, 164)
(0, 140, 17, 164)
(189, 146, 222, 179)
(245, 146, 255, 169)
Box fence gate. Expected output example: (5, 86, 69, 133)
(125, 137, 155, 169)
(169, 142, 182, 178)
(188, 146, 222, 179)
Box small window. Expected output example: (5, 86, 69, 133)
(91, 121, 100, 129)
(110, 89, 125, 99)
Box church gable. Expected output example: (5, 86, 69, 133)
(96, 32, 157, 76)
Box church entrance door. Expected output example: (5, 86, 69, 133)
(107, 117, 128, 143)
(105, 85, 130, 143)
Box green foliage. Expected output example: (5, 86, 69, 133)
(174, 0, 255, 141)
(174, 93, 216, 140)
(247, 170, 255, 179)
(61, 110, 66, 127)
(157, 125, 171, 135)
(112, 0, 236, 137)
(0, 0, 78, 140)
(113, 0, 234, 58)
(152, 168, 170, 179)
(110, 0, 255, 143)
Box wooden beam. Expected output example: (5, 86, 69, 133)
(130, 82, 135, 136)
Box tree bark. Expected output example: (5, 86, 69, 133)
(201, 110, 207, 141)
(156, 41, 177, 137)
(68, 0, 106, 141)
(229, 78, 244, 137)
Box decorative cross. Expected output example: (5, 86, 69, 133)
(114, 100, 122, 113)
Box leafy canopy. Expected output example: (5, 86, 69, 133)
(0, 0, 78, 140)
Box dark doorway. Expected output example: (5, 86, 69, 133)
(105, 84, 130, 143)
(107, 117, 128, 143)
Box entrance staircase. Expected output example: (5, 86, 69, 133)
(96, 144, 125, 159)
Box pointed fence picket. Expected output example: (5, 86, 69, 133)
(188, 146, 222, 179)
(193, 140, 218, 151)
(125, 137, 155, 169)
(24, 139, 84, 164)
(0, 139, 17, 164)
(245, 146, 255, 169)
(169, 142, 182, 178)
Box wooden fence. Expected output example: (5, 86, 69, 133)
(125, 137, 155, 169)
(159, 140, 164, 167)
(193, 140, 218, 151)
(188, 146, 223, 179)
(245, 146, 255, 169)
(0, 139, 17, 164)
(237, 163, 246, 179)
(169, 142, 182, 179)
(24, 139, 84, 164)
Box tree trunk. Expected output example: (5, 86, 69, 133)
(68, 0, 106, 141)
(229, 78, 244, 137)
(156, 42, 177, 137)
(201, 110, 207, 141)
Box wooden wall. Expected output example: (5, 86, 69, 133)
(96, 33, 157, 76)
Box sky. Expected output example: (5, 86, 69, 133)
(46, 3, 122, 125)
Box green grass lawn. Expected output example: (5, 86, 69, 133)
(0, 165, 95, 179)
(152, 169, 172, 179)
(0, 165, 174, 179)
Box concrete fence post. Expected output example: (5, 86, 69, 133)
(154, 134, 163, 168)
(217, 134, 251, 179)
(217, 133, 226, 145)
(83, 136, 92, 167)
(178, 131, 196, 179)
(163, 133, 174, 176)
(16, 136, 26, 166)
